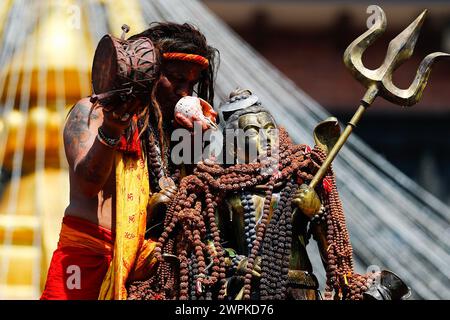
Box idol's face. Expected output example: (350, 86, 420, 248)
(236, 111, 277, 163)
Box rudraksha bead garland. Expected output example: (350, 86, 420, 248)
(145, 127, 181, 192)
(310, 150, 369, 300)
(259, 179, 297, 300)
(126, 128, 293, 299)
(279, 180, 297, 300)
(128, 127, 368, 300)
(241, 191, 257, 253)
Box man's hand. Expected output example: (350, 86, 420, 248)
(100, 97, 141, 138)
(174, 96, 218, 131)
(292, 184, 322, 219)
(198, 97, 218, 125)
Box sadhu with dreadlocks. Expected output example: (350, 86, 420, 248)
(127, 89, 410, 300)
(41, 22, 219, 300)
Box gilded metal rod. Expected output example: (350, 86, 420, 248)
(309, 86, 378, 189)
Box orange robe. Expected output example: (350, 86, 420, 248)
(40, 215, 114, 300)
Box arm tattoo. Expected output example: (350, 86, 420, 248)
(64, 102, 115, 194)
(64, 103, 95, 154)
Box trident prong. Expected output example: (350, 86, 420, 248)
(307, 6, 450, 191)
(344, 6, 450, 106)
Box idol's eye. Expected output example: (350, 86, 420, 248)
(266, 126, 277, 136)
(245, 128, 259, 137)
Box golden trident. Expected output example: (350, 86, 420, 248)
(308, 6, 450, 190)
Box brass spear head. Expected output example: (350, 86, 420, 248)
(344, 6, 450, 107)
(313, 117, 341, 154)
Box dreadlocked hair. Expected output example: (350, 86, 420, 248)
(127, 128, 369, 300)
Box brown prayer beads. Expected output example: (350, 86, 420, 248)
(127, 127, 369, 300)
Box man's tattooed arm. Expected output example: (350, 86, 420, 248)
(64, 99, 117, 197)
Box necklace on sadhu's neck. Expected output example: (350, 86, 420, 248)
(146, 121, 180, 192)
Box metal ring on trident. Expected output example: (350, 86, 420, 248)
(309, 6, 450, 190)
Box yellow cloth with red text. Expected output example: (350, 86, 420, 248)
(98, 153, 157, 300)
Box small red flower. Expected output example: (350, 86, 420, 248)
(323, 177, 332, 193)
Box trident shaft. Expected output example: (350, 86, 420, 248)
(309, 6, 450, 190)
